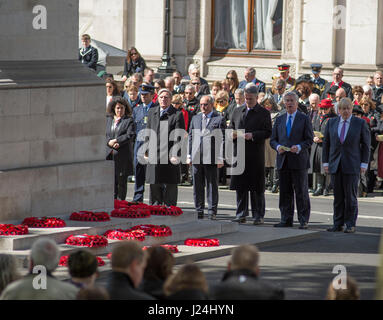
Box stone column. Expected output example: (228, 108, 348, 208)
(0, 0, 113, 222)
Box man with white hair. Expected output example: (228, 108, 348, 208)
(183, 63, 209, 88)
(372, 71, 383, 103)
(308, 93, 320, 122)
(0, 238, 78, 299)
(238, 67, 266, 93)
(321, 67, 353, 100)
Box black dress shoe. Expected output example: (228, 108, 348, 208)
(327, 226, 343, 232)
(232, 217, 246, 223)
(253, 218, 264, 225)
(274, 222, 292, 228)
(344, 227, 355, 233)
(197, 213, 204, 219)
(299, 223, 308, 229)
(312, 187, 323, 196)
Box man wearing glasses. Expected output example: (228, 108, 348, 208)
(321, 67, 353, 100)
(238, 67, 266, 93)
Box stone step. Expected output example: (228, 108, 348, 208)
(0, 210, 198, 251)
(4, 219, 238, 268)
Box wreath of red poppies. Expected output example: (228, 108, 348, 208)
(143, 244, 179, 253)
(149, 205, 183, 216)
(114, 200, 183, 217)
(111, 206, 151, 219)
(131, 224, 172, 237)
(22, 217, 66, 228)
(104, 229, 146, 241)
(65, 234, 108, 247)
(70, 211, 110, 222)
(59, 255, 105, 267)
(184, 238, 220, 247)
(0, 224, 29, 236)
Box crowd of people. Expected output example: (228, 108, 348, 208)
(0, 239, 363, 300)
(99, 41, 383, 232)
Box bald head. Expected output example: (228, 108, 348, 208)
(335, 87, 346, 101)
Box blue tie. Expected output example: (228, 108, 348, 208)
(286, 115, 292, 137)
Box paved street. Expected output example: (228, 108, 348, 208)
(126, 183, 383, 300)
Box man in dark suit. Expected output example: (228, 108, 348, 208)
(230, 84, 272, 224)
(132, 83, 155, 203)
(188, 95, 226, 220)
(145, 89, 185, 206)
(372, 71, 383, 103)
(78, 34, 98, 71)
(270, 91, 313, 229)
(321, 67, 353, 100)
(238, 67, 266, 93)
(322, 98, 371, 233)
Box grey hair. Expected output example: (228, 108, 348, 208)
(185, 84, 196, 92)
(309, 93, 320, 102)
(30, 238, 60, 272)
(158, 88, 172, 98)
(234, 88, 245, 96)
(276, 79, 286, 88)
(0, 254, 20, 293)
(283, 91, 299, 103)
(201, 95, 214, 105)
(245, 67, 256, 76)
(363, 84, 373, 92)
(188, 63, 199, 73)
(131, 72, 143, 82)
(338, 97, 353, 110)
(244, 83, 259, 95)
(165, 76, 175, 84)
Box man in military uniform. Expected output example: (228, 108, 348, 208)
(132, 83, 156, 203)
(310, 64, 327, 96)
(78, 34, 98, 71)
(278, 64, 296, 92)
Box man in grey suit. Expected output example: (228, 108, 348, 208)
(188, 95, 226, 220)
(322, 98, 371, 233)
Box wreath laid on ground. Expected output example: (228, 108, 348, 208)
(114, 200, 183, 217)
(184, 238, 220, 247)
(130, 224, 172, 237)
(65, 234, 108, 247)
(0, 224, 29, 236)
(111, 206, 151, 219)
(103, 229, 146, 241)
(143, 244, 179, 253)
(59, 255, 105, 267)
(150, 205, 183, 216)
(22, 217, 66, 228)
(69, 211, 110, 222)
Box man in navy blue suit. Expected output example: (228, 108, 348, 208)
(322, 98, 371, 233)
(238, 67, 266, 93)
(270, 91, 313, 229)
(188, 95, 226, 220)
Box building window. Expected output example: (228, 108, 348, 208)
(212, 0, 283, 55)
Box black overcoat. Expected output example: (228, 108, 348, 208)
(229, 104, 272, 191)
(145, 105, 185, 184)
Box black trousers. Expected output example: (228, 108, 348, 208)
(278, 168, 311, 225)
(192, 164, 219, 215)
(149, 184, 178, 206)
(114, 162, 128, 200)
(235, 189, 265, 219)
(133, 162, 146, 202)
(332, 169, 359, 228)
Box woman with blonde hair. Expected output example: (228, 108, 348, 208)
(226, 70, 239, 95)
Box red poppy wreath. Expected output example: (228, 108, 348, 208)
(22, 217, 66, 228)
(111, 206, 151, 219)
(0, 224, 28, 236)
(184, 238, 220, 247)
(65, 234, 108, 247)
(130, 224, 172, 237)
(103, 229, 146, 241)
(70, 211, 110, 222)
(143, 244, 179, 253)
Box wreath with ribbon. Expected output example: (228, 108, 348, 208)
(104, 229, 146, 241)
(0, 224, 29, 236)
(111, 206, 151, 219)
(70, 211, 110, 222)
(143, 244, 179, 253)
(22, 217, 66, 228)
(184, 238, 220, 247)
(65, 234, 108, 247)
(59, 255, 105, 267)
(131, 224, 172, 237)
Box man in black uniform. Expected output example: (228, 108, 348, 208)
(79, 34, 98, 71)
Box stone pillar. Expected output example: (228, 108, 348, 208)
(0, 0, 113, 222)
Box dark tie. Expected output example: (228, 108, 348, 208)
(340, 120, 347, 143)
(286, 115, 292, 137)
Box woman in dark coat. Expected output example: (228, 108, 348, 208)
(309, 99, 337, 196)
(106, 98, 136, 200)
(123, 47, 147, 78)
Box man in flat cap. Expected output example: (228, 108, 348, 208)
(278, 64, 296, 92)
(310, 64, 327, 96)
(132, 83, 156, 203)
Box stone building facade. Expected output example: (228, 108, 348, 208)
(80, 0, 383, 85)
